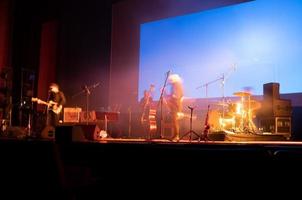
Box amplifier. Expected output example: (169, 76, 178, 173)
(263, 82, 280, 100)
(260, 117, 291, 134)
(261, 99, 292, 117)
(64, 107, 82, 123)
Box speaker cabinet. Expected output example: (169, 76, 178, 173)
(73, 124, 100, 141)
(260, 82, 292, 117)
(55, 124, 100, 143)
(264, 82, 280, 100)
(261, 99, 292, 117)
(260, 117, 291, 138)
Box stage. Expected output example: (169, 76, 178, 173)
(1, 134, 302, 198)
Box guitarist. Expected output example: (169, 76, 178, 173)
(47, 83, 66, 127)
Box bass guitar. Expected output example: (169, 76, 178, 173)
(140, 84, 157, 138)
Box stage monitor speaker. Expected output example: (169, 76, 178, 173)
(73, 124, 100, 141)
(55, 124, 100, 143)
(55, 125, 74, 143)
(264, 82, 280, 100)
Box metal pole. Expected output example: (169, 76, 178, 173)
(86, 93, 89, 125)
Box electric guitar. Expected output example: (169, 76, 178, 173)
(31, 97, 62, 114)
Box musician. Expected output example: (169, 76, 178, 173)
(139, 89, 153, 123)
(165, 74, 184, 141)
(46, 83, 66, 127)
(139, 84, 158, 139)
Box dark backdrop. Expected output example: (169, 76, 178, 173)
(8, 0, 124, 125)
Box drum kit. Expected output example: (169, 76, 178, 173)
(209, 91, 261, 134)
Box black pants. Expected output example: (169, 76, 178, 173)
(47, 111, 58, 127)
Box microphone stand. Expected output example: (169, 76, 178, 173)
(197, 76, 225, 116)
(196, 65, 236, 131)
(72, 82, 101, 124)
(85, 86, 90, 125)
(157, 71, 170, 140)
(197, 76, 224, 98)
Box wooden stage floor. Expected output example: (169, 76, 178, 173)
(1, 134, 302, 198)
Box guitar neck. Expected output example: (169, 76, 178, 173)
(32, 98, 55, 106)
(32, 97, 61, 114)
(39, 100, 49, 106)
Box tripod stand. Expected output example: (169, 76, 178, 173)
(180, 106, 199, 141)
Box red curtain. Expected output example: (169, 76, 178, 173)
(0, 0, 11, 69)
(37, 21, 58, 110)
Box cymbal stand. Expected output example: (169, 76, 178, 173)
(220, 64, 236, 119)
(197, 76, 225, 128)
(197, 77, 223, 99)
(239, 95, 245, 132)
(246, 95, 257, 133)
(221, 74, 225, 119)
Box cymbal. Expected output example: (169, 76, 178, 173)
(243, 100, 261, 109)
(214, 102, 229, 107)
(233, 91, 251, 97)
(246, 99, 259, 103)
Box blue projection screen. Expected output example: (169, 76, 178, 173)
(138, 0, 302, 100)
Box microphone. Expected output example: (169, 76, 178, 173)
(188, 106, 194, 110)
(93, 82, 101, 88)
(85, 86, 91, 95)
(82, 85, 90, 95)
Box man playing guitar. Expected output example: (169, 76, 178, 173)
(31, 83, 66, 138)
(46, 83, 66, 127)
